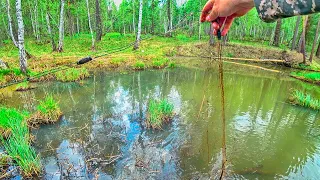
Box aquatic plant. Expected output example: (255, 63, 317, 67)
(291, 71, 320, 82)
(133, 61, 145, 70)
(152, 58, 168, 69)
(0, 107, 41, 177)
(55, 67, 90, 82)
(29, 95, 62, 126)
(146, 99, 174, 129)
(290, 90, 320, 110)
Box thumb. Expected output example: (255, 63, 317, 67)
(206, 6, 219, 22)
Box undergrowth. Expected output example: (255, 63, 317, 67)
(133, 61, 145, 70)
(291, 71, 320, 82)
(0, 107, 41, 177)
(146, 99, 174, 129)
(289, 90, 320, 110)
(55, 67, 90, 82)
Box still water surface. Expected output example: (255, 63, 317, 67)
(3, 64, 320, 179)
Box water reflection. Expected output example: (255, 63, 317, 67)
(3, 65, 320, 179)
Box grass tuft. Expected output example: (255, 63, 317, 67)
(146, 99, 174, 129)
(0, 107, 41, 177)
(289, 90, 320, 110)
(55, 67, 90, 82)
(132, 61, 145, 70)
(28, 95, 62, 127)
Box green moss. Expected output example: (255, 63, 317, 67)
(55, 67, 90, 82)
(146, 99, 174, 129)
(133, 61, 145, 70)
(290, 90, 320, 110)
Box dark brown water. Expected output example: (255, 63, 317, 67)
(2, 63, 320, 179)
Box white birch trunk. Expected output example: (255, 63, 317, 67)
(6, 0, 17, 47)
(15, 0, 27, 74)
(58, 0, 65, 52)
(133, 0, 143, 50)
(132, 0, 135, 34)
(46, 12, 56, 51)
(86, 0, 95, 50)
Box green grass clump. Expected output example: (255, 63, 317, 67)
(291, 71, 320, 82)
(290, 90, 320, 110)
(168, 62, 176, 68)
(146, 99, 174, 129)
(0, 107, 41, 177)
(15, 81, 33, 91)
(133, 61, 145, 70)
(55, 67, 90, 82)
(152, 58, 168, 69)
(29, 95, 62, 126)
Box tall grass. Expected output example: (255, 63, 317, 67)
(55, 67, 90, 82)
(0, 107, 41, 177)
(291, 71, 320, 81)
(146, 99, 174, 129)
(290, 90, 320, 110)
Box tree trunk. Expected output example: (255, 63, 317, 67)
(166, 0, 172, 37)
(6, 0, 17, 47)
(46, 12, 57, 51)
(133, 0, 143, 50)
(105, 0, 109, 32)
(316, 40, 320, 58)
(301, 16, 307, 64)
(309, 20, 320, 62)
(58, 0, 65, 52)
(291, 16, 301, 50)
(34, 0, 40, 41)
(151, 0, 155, 34)
(15, 0, 27, 74)
(132, 0, 136, 34)
(273, 19, 282, 47)
(95, 0, 102, 41)
(86, 0, 95, 50)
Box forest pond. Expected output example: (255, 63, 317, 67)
(3, 63, 320, 179)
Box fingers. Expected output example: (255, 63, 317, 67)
(200, 0, 214, 22)
(221, 17, 234, 36)
(206, 6, 219, 22)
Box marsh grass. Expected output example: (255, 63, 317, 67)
(0, 107, 41, 177)
(132, 61, 146, 70)
(291, 71, 320, 82)
(55, 67, 90, 82)
(290, 90, 320, 110)
(28, 95, 62, 127)
(15, 81, 35, 91)
(152, 58, 169, 69)
(146, 99, 174, 129)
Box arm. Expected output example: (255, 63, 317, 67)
(254, 0, 320, 22)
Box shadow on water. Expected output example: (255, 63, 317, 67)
(2, 62, 320, 179)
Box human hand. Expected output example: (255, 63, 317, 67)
(200, 0, 255, 36)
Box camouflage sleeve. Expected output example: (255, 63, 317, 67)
(254, 0, 320, 22)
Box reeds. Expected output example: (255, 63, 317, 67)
(290, 90, 320, 110)
(0, 107, 41, 177)
(55, 67, 90, 82)
(146, 99, 174, 129)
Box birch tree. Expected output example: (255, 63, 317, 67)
(86, 0, 95, 50)
(58, 0, 65, 52)
(291, 17, 301, 50)
(95, 0, 102, 41)
(6, 0, 17, 47)
(46, 12, 57, 51)
(133, 0, 143, 50)
(15, 0, 27, 74)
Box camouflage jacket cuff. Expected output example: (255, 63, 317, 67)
(253, 0, 320, 23)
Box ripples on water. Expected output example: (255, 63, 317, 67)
(3, 64, 320, 179)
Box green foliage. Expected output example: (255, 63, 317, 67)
(290, 90, 320, 110)
(0, 107, 41, 177)
(55, 67, 90, 82)
(168, 62, 176, 68)
(291, 71, 320, 81)
(37, 95, 61, 120)
(146, 99, 174, 129)
(110, 57, 126, 67)
(133, 61, 145, 70)
(15, 81, 31, 91)
(152, 58, 168, 69)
